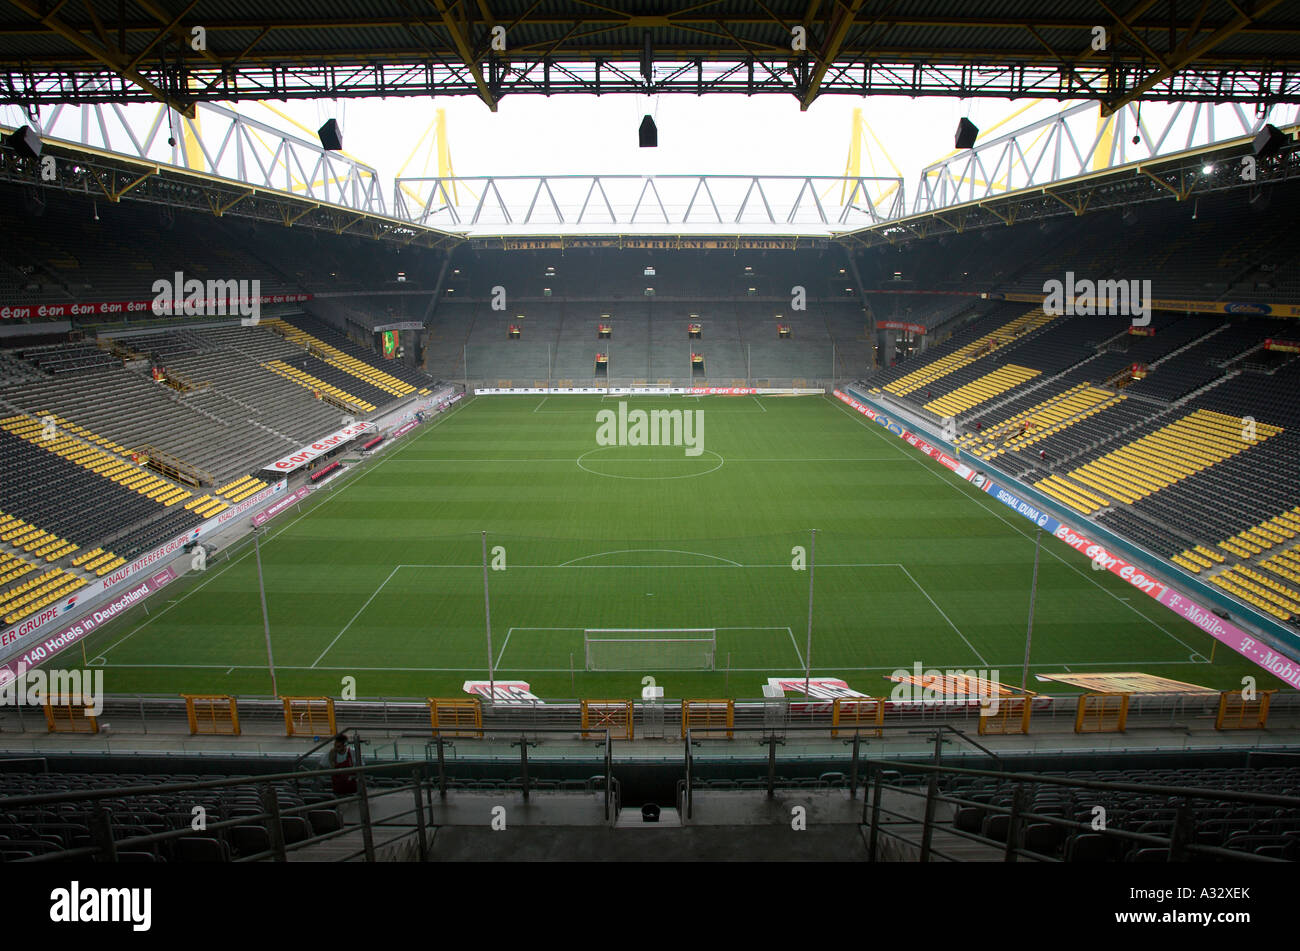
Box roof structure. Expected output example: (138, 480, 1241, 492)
(2, 0, 1298, 114)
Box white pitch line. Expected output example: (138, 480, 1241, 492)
(382, 562, 903, 569)
(558, 548, 744, 567)
(786, 625, 804, 669)
(896, 564, 990, 667)
(494, 626, 517, 669)
(89, 396, 475, 662)
(753, 395, 767, 413)
(408, 457, 901, 463)
(827, 396, 1199, 656)
(94, 657, 1212, 673)
(533, 396, 548, 413)
(530, 408, 765, 415)
(313, 564, 403, 667)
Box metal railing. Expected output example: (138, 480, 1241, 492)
(672, 723, 1299, 862)
(3, 689, 1297, 739)
(861, 756, 1300, 863)
(0, 726, 617, 862)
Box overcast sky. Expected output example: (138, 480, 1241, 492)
(273, 92, 1072, 182)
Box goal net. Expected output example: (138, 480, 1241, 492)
(583, 629, 716, 671)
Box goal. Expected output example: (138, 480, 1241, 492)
(583, 629, 716, 671)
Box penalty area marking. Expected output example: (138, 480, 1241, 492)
(557, 548, 744, 567)
(827, 395, 1203, 659)
(495, 625, 803, 671)
(82, 395, 476, 665)
(320, 562, 987, 675)
(87, 656, 1213, 674)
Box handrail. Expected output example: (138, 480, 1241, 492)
(862, 763, 1297, 863)
(869, 755, 1300, 808)
(884, 782, 1288, 863)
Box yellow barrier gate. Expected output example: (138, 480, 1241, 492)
(979, 697, 1034, 736)
(282, 697, 337, 737)
(183, 695, 241, 735)
(1074, 693, 1129, 733)
(44, 697, 99, 734)
(582, 700, 634, 740)
(1216, 690, 1276, 730)
(681, 699, 734, 739)
(428, 697, 482, 737)
(831, 697, 884, 737)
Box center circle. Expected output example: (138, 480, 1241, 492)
(576, 447, 724, 480)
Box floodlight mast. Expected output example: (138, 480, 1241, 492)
(805, 528, 816, 698)
(482, 530, 495, 699)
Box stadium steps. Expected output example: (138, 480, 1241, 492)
(1146, 323, 1230, 370)
(139, 367, 231, 429)
(1171, 369, 1241, 408)
(247, 418, 300, 447)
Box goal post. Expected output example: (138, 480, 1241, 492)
(583, 628, 716, 671)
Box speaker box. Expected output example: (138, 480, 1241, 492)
(9, 125, 41, 159)
(641, 30, 653, 82)
(1253, 123, 1288, 157)
(317, 119, 343, 151)
(639, 115, 658, 148)
(954, 117, 979, 149)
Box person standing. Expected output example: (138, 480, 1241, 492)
(323, 733, 358, 796)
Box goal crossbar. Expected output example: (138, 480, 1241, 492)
(583, 629, 716, 671)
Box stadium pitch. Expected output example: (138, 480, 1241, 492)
(73, 394, 1284, 700)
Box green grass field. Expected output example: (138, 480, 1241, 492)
(72, 393, 1284, 700)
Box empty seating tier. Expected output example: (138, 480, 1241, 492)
(264, 317, 417, 398)
(882, 308, 1055, 397)
(0, 420, 202, 561)
(262, 360, 377, 414)
(954, 385, 1125, 462)
(922, 364, 1040, 417)
(1041, 409, 1282, 511)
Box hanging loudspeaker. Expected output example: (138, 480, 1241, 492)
(954, 117, 979, 150)
(318, 119, 343, 151)
(639, 115, 658, 148)
(9, 125, 41, 158)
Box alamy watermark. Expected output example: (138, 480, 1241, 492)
(0, 662, 104, 716)
(50, 881, 151, 931)
(595, 401, 704, 457)
(1043, 271, 1151, 326)
(889, 662, 1004, 715)
(151, 270, 261, 325)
